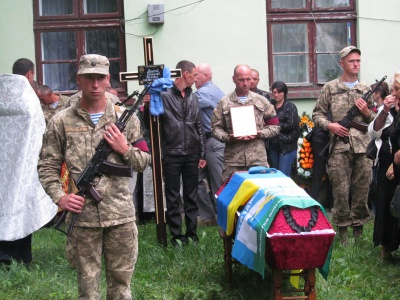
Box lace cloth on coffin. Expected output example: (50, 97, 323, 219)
(0, 74, 57, 241)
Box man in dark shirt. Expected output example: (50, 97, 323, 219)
(250, 68, 270, 100)
(144, 60, 206, 247)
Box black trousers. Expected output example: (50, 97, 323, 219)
(0, 234, 32, 265)
(310, 139, 333, 208)
(163, 154, 199, 240)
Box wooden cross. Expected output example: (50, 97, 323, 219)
(120, 37, 181, 246)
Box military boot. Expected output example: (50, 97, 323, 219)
(338, 226, 348, 246)
(353, 226, 363, 239)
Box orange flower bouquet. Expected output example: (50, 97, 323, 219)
(60, 161, 69, 194)
(298, 113, 314, 180)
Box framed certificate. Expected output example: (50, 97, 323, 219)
(230, 105, 257, 137)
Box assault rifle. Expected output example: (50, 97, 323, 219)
(116, 89, 140, 106)
(54, 84, 151, 236)
(320, 75, 387, 158)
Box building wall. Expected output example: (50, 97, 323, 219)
(0, 1, 35, 75)
(358, 1, 400, 85)
(124, 0, 269, 97)
(286, 0, 400, 115)
(1, 1, 400, 115)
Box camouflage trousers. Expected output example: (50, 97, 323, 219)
(222, 165, 251, 184)
(327, 151, 372, 227)
(221, 163, 269, 183)
(66, 222, 138, 300)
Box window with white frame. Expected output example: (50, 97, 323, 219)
(267, 0, 356, 90)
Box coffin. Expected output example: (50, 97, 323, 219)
(216, 168, 335, 278)
(265, 206, 334, 270)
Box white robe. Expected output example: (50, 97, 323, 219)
(0, 74, 57, 240)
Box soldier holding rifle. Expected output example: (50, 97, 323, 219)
(38, 54, 150, 299)
(312, 46, 376, 245)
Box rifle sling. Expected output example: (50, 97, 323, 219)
(349, 120, 368, 133)
(97, 161, 133, 177)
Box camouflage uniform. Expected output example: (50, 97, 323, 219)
(38, 99, 150, 300)
(313, 77, 376, 228)
(211, 91, 280, 183)
(41, 94, 69, 124)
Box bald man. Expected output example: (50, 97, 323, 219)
(211, 64, 280, 182)
(195, 63, 225, 225)
(37, 85, 69, 124)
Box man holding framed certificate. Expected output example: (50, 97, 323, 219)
(211, 64, 280, 183)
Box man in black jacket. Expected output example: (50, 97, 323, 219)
(145, 60, 206, 246)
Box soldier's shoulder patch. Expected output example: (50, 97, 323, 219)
(65, 126, 89, 133)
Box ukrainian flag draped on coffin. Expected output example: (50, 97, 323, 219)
(217, 169, 334, 279)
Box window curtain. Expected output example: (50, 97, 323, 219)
(41, 31, 77, 90)
(271, 0, 306, 9)
(315, 0, 350, 8)
(272, 24, 309, 84)
(40, 0, 73, 16)
(316, 23, 347, 83)
(84, 0, 117, 14)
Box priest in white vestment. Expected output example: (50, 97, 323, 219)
(0, 74, 57, 265)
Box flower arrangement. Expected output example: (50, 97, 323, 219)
(297, 113, 314, 180)
(60, 161, 69, 194)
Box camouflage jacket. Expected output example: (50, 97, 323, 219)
(41, 94, 69, 124)
(312, 77, 376, 153)
(211, 91, 280, 166)
(64, 91, 120, 108)
(38, 99, 151, 227)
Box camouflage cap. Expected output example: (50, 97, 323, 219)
(339, 46, 361, 59)
(78, 54, 109, 75)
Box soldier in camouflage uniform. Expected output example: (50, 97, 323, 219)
(211, 64, 280, 183)
(37, 84, 69, 124)
(312, 46, 376, 244)
(38, 54, 150, 300)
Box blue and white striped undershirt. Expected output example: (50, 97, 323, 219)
(238, 96, 247, 104)
(343, 80, 359, 89)
(90, 112, 104, 125)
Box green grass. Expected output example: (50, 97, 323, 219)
(1, 218, 399, 299)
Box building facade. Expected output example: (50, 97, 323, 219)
(1, 0, 399, 114)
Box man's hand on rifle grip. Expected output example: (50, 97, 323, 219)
(58, 194, 85, 213)
(355, 98, 371, 117)
(327, 123, 349, 137)
(104, 123, 129, 155)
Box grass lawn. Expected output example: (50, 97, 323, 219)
(0, 217, 399, 299)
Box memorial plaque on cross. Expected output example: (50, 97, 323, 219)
(120, 37, 181, 246)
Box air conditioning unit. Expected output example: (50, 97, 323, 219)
(148, 4, 164, 24)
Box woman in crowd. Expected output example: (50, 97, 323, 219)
(371, 81, 389, 112)
(368, 81, 390, 212)
(266, 81, 300, 177)
(369, 73, 400, 261)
